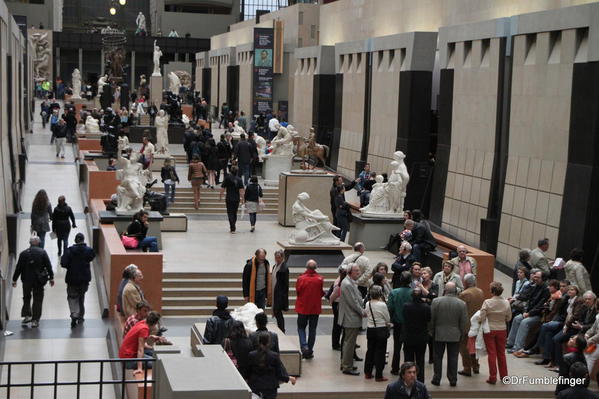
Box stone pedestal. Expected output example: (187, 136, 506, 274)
(277, 171, 334, 226)
(263, 154, 292, 185)
(349, 213, 405, 248)
(150, 74, 163, 106)
(277, 240, 352, 268)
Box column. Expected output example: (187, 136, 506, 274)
(78, 48, 83, 74)
(131, 50, 136, 91)
(55, 47, 61, 80)
(100, 49, 105, 76)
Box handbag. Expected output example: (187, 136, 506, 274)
(121, 235, 139, 249)
(258, 199, 266, 212)
(369, 301, 391, 339)
(585, 343, 597, 354)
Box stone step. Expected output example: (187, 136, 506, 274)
(167, 198, 278, 205)
(161, 271, 340, 279)
(163, 296, 305, 306)
(162, 278, 336, 288)
(154, 187, 278, 194)
(161, 305, 334, 316)
(167, 207, 278, 214)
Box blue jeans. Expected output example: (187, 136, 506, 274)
(57, 230, 69, 255)
(164, 183, 176, 204)
(297, 314, 319, 353)
(507, 314, 540, 351)
(535, 321, 562, 360)
(254, 289, 266, 310)
(138, 236, 158, 252)
(553, 328, 576, 367)
(38, 231, 47, 249)
(125, 348, 155, 369)
(239, 163, 250, 186)
(249, 213, 256, 227)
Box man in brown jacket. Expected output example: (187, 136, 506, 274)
(457, 273, 484, 376)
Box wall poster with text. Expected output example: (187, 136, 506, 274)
(253, 27, 274, 117)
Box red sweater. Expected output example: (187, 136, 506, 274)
(295, 269, 324, 315)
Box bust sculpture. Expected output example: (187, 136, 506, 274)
(85, 116, 100, 134)
(71, 68, 81, 99)
(155, 109, 170, 155)
(289, 192, 340, 245)
(116, 138, 150, 214)
(168, 71, 181, 94)
(269, 123, 294, 156)
(360, 150, 410, 217)
(152, 40, 162, 76)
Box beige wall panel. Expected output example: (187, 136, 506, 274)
(367, 49, 400, 175)
(210, 57, 219, 110)
(337, 53, 366, 178)
(496, 31, 575, 263)
(219, 58, 228, 110)
(291, 59, 314, 135)
(238, 51, 253, 116)
(441, 38, 502, 246)
(319, 0, 597, 45)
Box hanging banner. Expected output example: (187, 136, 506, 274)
(253, 27, 274, 117)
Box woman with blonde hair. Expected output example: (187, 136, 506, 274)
(479, 281, 511, 384)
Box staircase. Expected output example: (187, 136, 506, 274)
(154, 186, 279, 214)
(161, 269, 339, 316)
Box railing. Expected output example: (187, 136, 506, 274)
(0, 358, 155, 399)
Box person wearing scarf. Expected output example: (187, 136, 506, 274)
(242, 249, 272, 309)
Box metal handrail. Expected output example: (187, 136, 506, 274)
(0, 358, 155, 399)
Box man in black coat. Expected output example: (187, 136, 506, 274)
(404, 219, 436, 262)
(247, 132, 260, 175)
(61, 233, 96, 327)
(234, 133, 253, 186)
(271, 250, 289, 332)
(52, 118, 69, 158)
(329, 175, 358, 230)
(217, 134, 233, 184)
(384, 362, 431, 399)
(402, 290, 431, 382)
(12, 235, 55, 328)
(391, 241, 415, 288)
(203, 295, 233, 345)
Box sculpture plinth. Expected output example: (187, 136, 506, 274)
(150, 75, 163, 107)
(263, 154, 292, 186)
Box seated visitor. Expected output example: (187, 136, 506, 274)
(403, 219, 436, 262)
(555, 334, 587, 395)
(203, 295, 234, 345)
(250, 312, 280, 353)
(122, 269, 146, 319)
(384, 361, 430, 399)
(119, 311, 161, 374)
(506, 270, 549, 354)
(124, 210, 159, 252)
(117, 264, 139, 317)
(555, 362, 598, 399)
(123, 301, 151, 336)
(511, 249, 531, 295)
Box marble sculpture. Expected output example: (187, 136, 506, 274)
(153, 41, 162, 76)
(71, 69, 81, 99)
(269, 123, 294, 156)
(155, 109, 170, 155)
(116, 138, 151, 213)
(85, 116, 100, 134)
(289, 192, 340, 245)
(168, 71, 181, 94)
(360, 150, 410, 217)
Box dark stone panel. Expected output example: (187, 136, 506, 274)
(312, 74, 336, 165)
(397, 70, 433, 213)
(483, 37, 510, 254)
(361, 53, 373, 162)
(201, 68, 211, 101)
(227, 65, 239, 113)
(429, 69, 453, 225)
(558, 61, 599, 292)
(329, 73, 344, 170)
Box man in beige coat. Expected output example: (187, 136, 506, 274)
(457, 274, 485, 376)
(122, 269, 145, 318)
(338, 264, 367, 375)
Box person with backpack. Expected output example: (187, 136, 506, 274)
(244, 175, 263, 232)
(12, 235, 55, 328)
(203, 295, 234, 345)
(61, 233, 95, 327)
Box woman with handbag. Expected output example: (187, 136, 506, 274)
(188, 155, 208, 209)
(244, 175, 263, 233)
(364, 285, 391, 382)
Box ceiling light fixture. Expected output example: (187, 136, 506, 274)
(109, 6, 117, 15)
(119, 0, 127, 5)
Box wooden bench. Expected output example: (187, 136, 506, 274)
(192, 321, 302, 376)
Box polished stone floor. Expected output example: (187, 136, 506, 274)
(1, 101, 581, 398)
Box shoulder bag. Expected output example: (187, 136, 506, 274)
(369, 301, 390, 339)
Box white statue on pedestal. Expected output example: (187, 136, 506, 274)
(269, 123, 294, 156)
(360, 150, 410, 218)
(116, 138, 150, 214)
(135, 12, 147, 34)
(152, 40, 162, 76)
(85, 116, 100, 134)
(168, 71, 180, 94)
(97, 74, 108, 95)
(71, 68, 81, 99)
(155, 109, 170, 155)
(289, 192, 340, 245)
(255, 134, 267, 162)
(231, 121, 245, 139)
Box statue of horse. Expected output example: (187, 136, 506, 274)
(293, 128, 329, 168)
